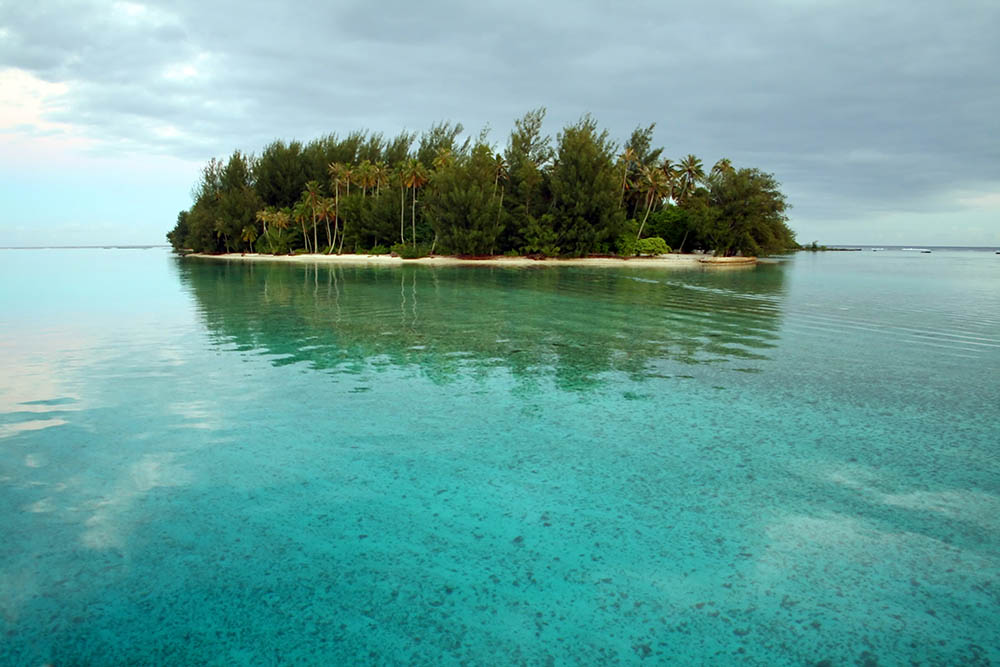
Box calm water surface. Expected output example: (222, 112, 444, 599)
(1, 248, 998, 665)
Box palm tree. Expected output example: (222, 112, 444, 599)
(341, 164, 353, 198)
(636, 165, 669, 241)
(659, 158, 678, 201)
(432, 147, 454, 172)
(677, 154, 705, 204)
(618, 147, 637, 207)
(255, 208, 270, 238)
(303, 181, 322, 252)
(711, 157, 734, 179)
(356, 159, 376, 198)
(373, 161, 388, 198)
(241, 225, 258, 252)
(393, 164, 407, 244)
(402, 158, 429, 248)
(328, 162, 349, 249)
(491, 153, 509, 255)
(318, 197, 336, 252)
(293, 200, 311, 252)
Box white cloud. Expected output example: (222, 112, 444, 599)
(957, 191, 1000, 210)
(0, 67, 70, 131)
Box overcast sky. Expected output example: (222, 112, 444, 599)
(1, 0, 998, 246)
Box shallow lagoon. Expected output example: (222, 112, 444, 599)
(1, 248, 998, 664)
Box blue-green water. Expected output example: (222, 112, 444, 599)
(1, 248, 998, 665)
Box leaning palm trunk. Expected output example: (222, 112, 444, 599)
(400, 184, 405, 244)
(678, 229, 690, 253)
(636, 192, 654, 241)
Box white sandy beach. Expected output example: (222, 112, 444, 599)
(186, 253, 757, 267)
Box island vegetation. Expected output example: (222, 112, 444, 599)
(167, 109, 796, 258)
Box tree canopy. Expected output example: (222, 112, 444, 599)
(167, 110, 797, 257)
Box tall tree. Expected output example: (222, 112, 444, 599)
(502, 108, 553, 252)
(635, 165, 669, 240)
(618, 146, 637, 208)
(702, 168, 794, 256)
(255, 140, 307, 209)
(677, 154, 705, 204)
(402, 158, 429, 247)
(711, 157, 734, 179)
(547, 115, 624, 256)
(303, 181, 323, 252)
(293, 200, 311, 252)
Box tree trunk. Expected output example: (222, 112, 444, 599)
(313, 214, 318, 253)
(491, 186, 505, 255)
(332, 184, 339, 254)
(678, 228, 690, 254)
(636, 192, 654, 241)
(400, 184, 405, 244)
(411, 185, 417, 248)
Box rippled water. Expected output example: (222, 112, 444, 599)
(1, 248, 998, 665)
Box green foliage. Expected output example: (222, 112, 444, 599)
(616, 219, 639, 256)
(369, 244, 389, 255)
(255, 140, 307, 209)
(417, 121, 466, 167)
(547, 115, 625, 256)
(391, 243, 430, 259)
(170, 112, 795, 259)
(522, 213, 560, 256)
(424, 143, 502, 255)
(700, 168, 795, 256)
(166, 210, 189, 250)
(636, 237, 670, 255)
(260, 226, 292, 254)
(645, 205, 691, 250)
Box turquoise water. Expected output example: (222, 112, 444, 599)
(1, 248, 998, 665)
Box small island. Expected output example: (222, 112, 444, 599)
(167, 109, 796, 261)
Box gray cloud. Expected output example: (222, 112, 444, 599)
(2, 0, 998, 242)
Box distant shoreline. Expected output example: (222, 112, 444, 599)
(185, 252, 758, 268)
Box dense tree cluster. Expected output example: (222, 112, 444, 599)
(167, 110, 797, 257)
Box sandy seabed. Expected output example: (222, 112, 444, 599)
(186, 253, 757, 268)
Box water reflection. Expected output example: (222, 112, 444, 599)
(177, 259, 788, 389)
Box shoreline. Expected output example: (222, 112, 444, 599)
(185, 252, 757, 268)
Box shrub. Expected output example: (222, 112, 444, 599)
(636, 237, 671, 256)
(616, 234, 637, 257)
(370, 244, 389, 255)
(390, 243, 430, 259)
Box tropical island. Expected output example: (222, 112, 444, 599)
(166, 109, 797, 260)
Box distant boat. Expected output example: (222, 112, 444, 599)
(872, 247, 884, 251)
(921, 250, 932, 253)
(902, 248, 932, 253)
